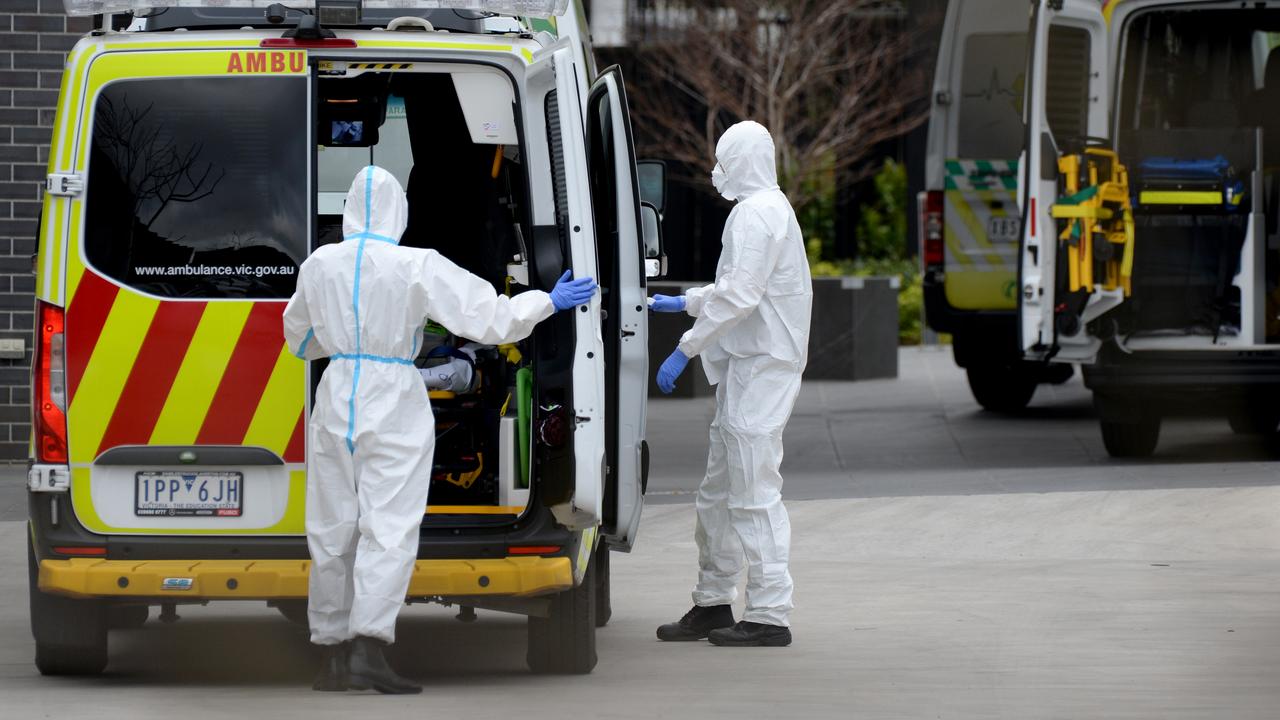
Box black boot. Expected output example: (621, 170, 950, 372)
(708, 620, 792, 647)
(656, 605, 735, 642)
(312, 642, 349, 692)
(345, 636, 422, 695)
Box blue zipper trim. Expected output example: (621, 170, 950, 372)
(295, 328, 315, 359)
(345, 166, 376, 454)
(345, 230, 398, 244)
(332, 353, 416, 367)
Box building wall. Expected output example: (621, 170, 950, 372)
(0, 2, 92, 460)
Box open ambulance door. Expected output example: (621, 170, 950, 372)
(545, 46, 606, 532)
(585, 66, 647, 551)
(1019, 0, 1113, 363)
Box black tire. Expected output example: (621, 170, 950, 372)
(527, 552, 597, 674)
(28, 533, 108, 676)
(271, 600, 310, 626)
(1228, 408, 1280, 435)
(1100, 418, 1161, 458)
(108, 605, 149, 629)
(593, 544, 611, 629)
(967, 367, 1037, 413)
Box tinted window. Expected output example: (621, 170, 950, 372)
(1120, 11, 1280, 131)
(958, 32, 1028, 159)
(85, 77, 308, 298)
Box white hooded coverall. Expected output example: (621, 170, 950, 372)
(680, 121, 813, 627)
(283, 166, 554, 645)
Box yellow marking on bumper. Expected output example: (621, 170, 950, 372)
(39, 556, 573, 600)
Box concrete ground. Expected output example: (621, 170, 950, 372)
(1, 347, 1278, 719)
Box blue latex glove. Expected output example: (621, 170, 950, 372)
(549, 270, 598, 311)
(648, 294, 686, 313)
(656, 349, 689, 394)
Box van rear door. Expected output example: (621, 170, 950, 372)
(1018, 0, 1111, 362)
(933, 0, 1029, 312)
(546, 46, 607, 531)
(585, 66, 646, 551)
(65, 49, 310, 535)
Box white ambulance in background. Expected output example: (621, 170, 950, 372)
(927, 0, 1280, 457)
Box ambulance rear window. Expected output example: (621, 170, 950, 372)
(957, 32, 1027, 160)
(84, 76, 308, 299)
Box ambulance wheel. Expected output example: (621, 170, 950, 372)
(108, 604, 149, 629)
(1100, 418, 1161, 458)
(271, 600, 310, 626)
(594, 544, 612, 628)
(1227, 407, 1280, 435)
(967, 367, 1036, 413)
(28, 534, 108, 676)
(527, 555, 597, 674)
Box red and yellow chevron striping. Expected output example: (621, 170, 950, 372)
(66, 269, 303, 464)
(96, 301, 207, 455)
(196, 303, 289, 446)
(66, 271, 119, 405)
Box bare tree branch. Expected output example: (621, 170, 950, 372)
(627, 0, 931, 216)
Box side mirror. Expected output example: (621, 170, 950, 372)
(640, 201, 666, 279)
(637, 160, 667, 216)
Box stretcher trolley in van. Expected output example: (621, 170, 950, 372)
(1015, 0, 1280, 456)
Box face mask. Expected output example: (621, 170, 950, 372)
(711, 162, 733, 200)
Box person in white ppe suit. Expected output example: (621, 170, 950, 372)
(284, 166, 596, 693)
(651, 121, 812, 647)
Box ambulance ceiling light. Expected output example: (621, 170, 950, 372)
(62, 0, 569, 19)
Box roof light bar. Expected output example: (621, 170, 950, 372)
(62, 0, 568, 19)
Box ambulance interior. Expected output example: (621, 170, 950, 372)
(315, 67, 537, 523)
(1107, 8, 1280, 347)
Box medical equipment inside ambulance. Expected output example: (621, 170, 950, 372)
(314, 65, 537, 519)
(1100, 8, 1280, 348)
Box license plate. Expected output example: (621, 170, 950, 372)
(135, 472, 243, 517)
(987, 216, 1022, 243)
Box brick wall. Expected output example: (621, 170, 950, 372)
(0, 2, 92, 460)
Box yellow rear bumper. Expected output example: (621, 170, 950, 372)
(39, 556, 573, 600)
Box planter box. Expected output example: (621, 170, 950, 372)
(646, 276, 899, 398)
(805, 276, 899, 381)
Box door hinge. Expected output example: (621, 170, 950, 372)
(46, 173, 84, 197)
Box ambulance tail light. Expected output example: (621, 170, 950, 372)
(62, 0, 569, 18)
(922, 190, 945, 270)
(34, 301, 68, 464)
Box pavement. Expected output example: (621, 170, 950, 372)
(0, 347, 1277, 718)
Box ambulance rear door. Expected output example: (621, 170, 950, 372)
(1018, 0, 1111, 362)
(584, 66, 647, 551)
(543, 45, 607, 531)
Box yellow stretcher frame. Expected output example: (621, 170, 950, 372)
(39, 556, 572, 600)
(1050, 148, 1136, 295)
(1138, 190, 1225, 205)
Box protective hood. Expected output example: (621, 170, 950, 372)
(713, 121, 780, 202)
(342, 165, 408, 244)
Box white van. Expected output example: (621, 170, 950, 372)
(930, 0, 1280, 456)
(27, 0, 664, 676)
(922, 0, 1076, 413)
